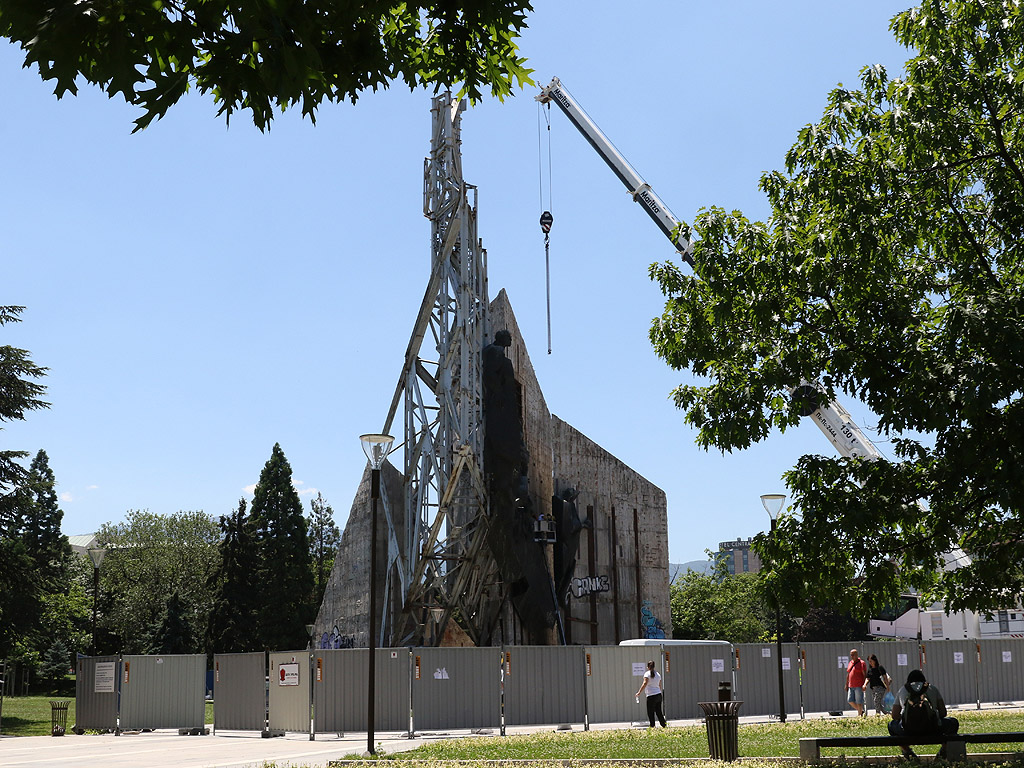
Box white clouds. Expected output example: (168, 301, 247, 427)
(60, 492, 73, 502)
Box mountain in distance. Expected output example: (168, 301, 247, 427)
(669, 559, 713, 582)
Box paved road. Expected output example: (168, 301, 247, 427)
(1, 704, 1018, 768)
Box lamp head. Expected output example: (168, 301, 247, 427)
(87, 547, 107, 569)
(359, 434, 395, 470)
(760, 493, 786, 520)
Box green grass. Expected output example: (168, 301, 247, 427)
(355, 709, 1024, 761)
(0, 695, 76, 736)
(0, 697, 214, 736)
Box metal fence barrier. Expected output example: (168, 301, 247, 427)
(74, 638, 1024, 739)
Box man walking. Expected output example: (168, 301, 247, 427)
(846, 649, 867, 717)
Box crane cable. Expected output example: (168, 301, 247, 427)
(538, 101, 554, 354)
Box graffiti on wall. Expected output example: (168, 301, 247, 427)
(641, 600, 666, 639)
(319, 625, 356, 649)
(570, 574, 610, 598)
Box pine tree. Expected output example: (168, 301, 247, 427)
(206, 498, 260, 653)
(22, 450, 72, 590)
(0, 307, 49, 657)
(307, 492, 340, 607)
(149, 591, 194, 654)
(249, 444, 314, 650)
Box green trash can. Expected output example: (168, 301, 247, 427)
(699, 700, 742, 761)
(50, 700, 70, 736)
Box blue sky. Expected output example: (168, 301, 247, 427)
(3, 2, 913, 564)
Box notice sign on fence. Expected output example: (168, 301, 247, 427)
(632, 662, 647, 677)
(712, 658, 725, 673)
(279, 663, 300, 686)
(94, 661, 116, 693)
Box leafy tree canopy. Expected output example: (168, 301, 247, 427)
(650, 0, 1024, 619)
(670, 562, 777, 644)
(0, 0, 534, 131)
(97, 509, 219, 654)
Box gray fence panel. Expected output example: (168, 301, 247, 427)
(314, 648, 410, 733)
(584, 645, 660, 725)
(412, 647, 500, 730)
(213, 652, 266, 731)
(978, 638, 1024, 704)
(74, 656, 119, 731)
(922, 640, 977, 707)
(801, 641, 861, 715)
(269, 651, 311, 734)
(734, 643, 800, 718)
(662, 643, 736, 720)
(503, 645, 585, 726)
(119, 654, 205, 730)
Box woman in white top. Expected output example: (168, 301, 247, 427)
(635, 660, 668, 727)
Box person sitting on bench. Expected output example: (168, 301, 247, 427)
(888, 669, 959, 758)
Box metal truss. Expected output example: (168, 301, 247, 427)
(379, 95, 502, 647)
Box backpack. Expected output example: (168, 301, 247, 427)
(901, 682, 937, 734)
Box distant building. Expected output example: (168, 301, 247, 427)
(716, 537, 762, 575)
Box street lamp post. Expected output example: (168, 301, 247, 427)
(359, 433, 394, 756)
(761, 493, 786, 724)
(87, 547, 107, 656)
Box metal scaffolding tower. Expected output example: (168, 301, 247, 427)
(380, 95, 502, 647)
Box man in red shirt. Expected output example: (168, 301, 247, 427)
(846, 648, 868, 717)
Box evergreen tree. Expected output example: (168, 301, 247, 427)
(149, 591, 194, 654)
(22, 450, 72, 589)
(307, 493, 340, 608)
(0, 306, 48, 494)
(249, 444, 314, 650)
(206, 498, 260, 653)
(38, 638, 72, 688)
(0, 307, 48, 657)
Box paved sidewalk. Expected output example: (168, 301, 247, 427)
(0, 703, 1019, 768)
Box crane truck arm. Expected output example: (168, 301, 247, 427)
(537, 76, 882, 462)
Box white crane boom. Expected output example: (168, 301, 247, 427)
(537, 76, 881, 461)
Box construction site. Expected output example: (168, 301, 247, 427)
(312, 93, 672, 650)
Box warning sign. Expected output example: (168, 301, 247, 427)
(279, 663, 300, 686)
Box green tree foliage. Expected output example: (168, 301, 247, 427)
(38, 638, 72, 688)
(206, 498, 260, 653)
(249, 443, 314, 650)
(307, 492, 339, 608)
(794, 604, 869, 643)
(97, 510, 219, 654)
(649, 0, 1024, 618)
(0, 306, 47, 492)
(669, 564, 774, 644)
(19, 450, 73, 590)
(0, 1, 534, 132)
(0, 307, 49, 658)
(149, 591, 194, 654)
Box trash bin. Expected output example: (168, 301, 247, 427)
(718, 681, 732, 701)
(50, 700, 70, 736)
(699, 700, 742, 761)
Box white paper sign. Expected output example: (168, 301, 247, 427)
(897, 653, 908, 666)
(632, 662, 647, 677)
(94, 661, 116, 693)
(762, 647, 772, 658)
(782, 657, 791, 671)
(1003, 651, 1013, 663)
(953, 652, 964, 664)
(279, 662, 300, 685)
(712, 658, 725, 673)
(839, 655, 850, 669)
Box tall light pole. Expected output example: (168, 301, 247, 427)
(360, 433, 394, 756)
(87, 547, 107, 656)
(761, 493, 786, 724)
